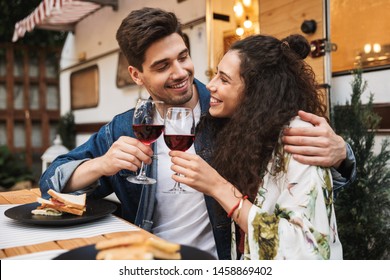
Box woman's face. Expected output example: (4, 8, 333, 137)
(206, 50, 244, 118)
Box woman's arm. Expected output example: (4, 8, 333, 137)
(169, 148, 341, 259)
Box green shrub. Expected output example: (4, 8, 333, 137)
(333, 70, 390, 259)
(58, 111, 76, 150)
(0, 146, 34, 189)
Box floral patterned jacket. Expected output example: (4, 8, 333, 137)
(232, 117, 343, 260)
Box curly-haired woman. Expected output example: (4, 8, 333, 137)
(169, 34, 343, 260)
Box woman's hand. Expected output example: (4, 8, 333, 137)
(170, 150, 250, 233)
(169, 150, 229, 196)
(282, 110, 346, 168)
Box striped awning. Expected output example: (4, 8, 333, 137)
(12, 0, 118, 42)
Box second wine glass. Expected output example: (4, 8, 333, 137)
(127, 99, 165, 185)
(164, 107, 195, 194)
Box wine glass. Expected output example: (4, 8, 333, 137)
(164, 107, 195, 194)
(127, 99, 165, 184)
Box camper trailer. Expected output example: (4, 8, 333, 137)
(5, 0, 390, 174)
(58, 0, 390, 149)
(59, 0, 209, 145)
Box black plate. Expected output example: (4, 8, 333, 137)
(4, 199, 117, 226)
(53, 244, 216, 260)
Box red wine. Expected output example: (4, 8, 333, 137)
(164, 134, 195, 151)
(133, 124, 164, 145)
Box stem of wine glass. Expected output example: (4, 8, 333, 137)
(136, 162, 147, 181)
(135, 142, 152, 181)
(172, 172, 185, 192)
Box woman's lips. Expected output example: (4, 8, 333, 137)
(210, 96, 222, 106)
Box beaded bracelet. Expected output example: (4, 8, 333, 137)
(227, 195, 248, 218)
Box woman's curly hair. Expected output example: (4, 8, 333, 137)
(201, 34, 327, 200)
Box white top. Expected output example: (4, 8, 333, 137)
(235, 117, 343, 260)
(152, 102, 218, 258)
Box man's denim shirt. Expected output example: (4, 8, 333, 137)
(39, 78, 356, 260)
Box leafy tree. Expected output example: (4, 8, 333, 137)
(333, 70, 390, 259)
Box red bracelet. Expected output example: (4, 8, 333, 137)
(236, 195, 248, 219)
(227, 195, 248, 218)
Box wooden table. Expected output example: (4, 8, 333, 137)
(0, 188, 155, 259)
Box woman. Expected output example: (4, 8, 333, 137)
(169, 34, 342, 260)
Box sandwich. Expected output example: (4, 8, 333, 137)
(32, 189, 86, 216)
(95, 232, 181, 260)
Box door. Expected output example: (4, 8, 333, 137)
(208, 0, 330, 111)
(258, 0, 331, 111)
(0, 43, 61, 179)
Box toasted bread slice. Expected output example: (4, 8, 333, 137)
(147, 246, 181, 260)
(96, 246, 153, 260)
(48, 189, 86, 210)
(95, 232, 147, 250)
(146, 237, 180, 253)
(94, 232, 181, 260)
(36, 197, 85, 216)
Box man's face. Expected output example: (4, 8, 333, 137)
(129, 33, 195, 106)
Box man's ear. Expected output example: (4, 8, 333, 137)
(128, 66, 143, 86)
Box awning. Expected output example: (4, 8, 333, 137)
(12, 0, 118, 42)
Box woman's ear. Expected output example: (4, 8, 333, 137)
(128, 66, 143, 86)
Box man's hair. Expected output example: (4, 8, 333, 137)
(116, 7, 183, 71)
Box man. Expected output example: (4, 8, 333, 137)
(40, 7, 355, 260)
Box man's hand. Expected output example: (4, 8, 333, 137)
(282, 110, 346, 168)
(65, 136, 153, 192)
(100, 136, 153, 176)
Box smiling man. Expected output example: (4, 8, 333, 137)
(39, 7, 356, 260)
(129, 33, 197, 107)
